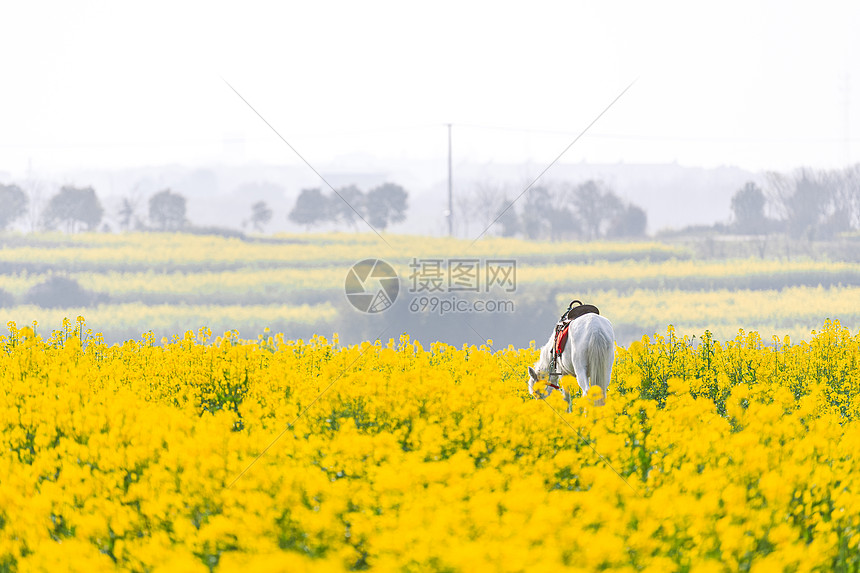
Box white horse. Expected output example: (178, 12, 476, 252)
(527, 313, 615, 409)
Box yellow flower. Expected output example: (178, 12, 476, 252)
(1, 317, 859, 570)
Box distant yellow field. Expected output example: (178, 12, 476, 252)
(562, 286, 860, 343)
(0, 232, 683, 268)
(0, 232, 857, 345)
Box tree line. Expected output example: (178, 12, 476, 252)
(287, 183, 409, 230)
(286, 179, 645, 240)
(0, 181, 411, 234)
(728, 165, 860, 240)
(0, 184, 190, 233)
(458, 180, 648, 241)
(8, 166, 855, 240)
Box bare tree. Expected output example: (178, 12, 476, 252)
(833, 164, 860, 231)
(22, 172, 49, 232)
(454, 188, 475, 237)
(766, 167, 852, 241)
(764, 170, 791, 225)
(117, 182, 147, 231)
(471, 180, 507, 236)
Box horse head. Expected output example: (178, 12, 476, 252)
(527, 366, 558, 399)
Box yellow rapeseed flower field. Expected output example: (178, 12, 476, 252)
(0, 232, 682, 269)
(3, 318, 860, 571)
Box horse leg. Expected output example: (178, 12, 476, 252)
(561, 382, 572, 413)
(593, 386, 606, 407)
(573, 361, 591, 405)
(573, 362, 589, 396)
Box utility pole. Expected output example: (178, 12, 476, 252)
(842, 74, 851, 165)
(447, 123, 453, 236)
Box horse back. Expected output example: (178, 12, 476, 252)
(570, 312, 615, 352)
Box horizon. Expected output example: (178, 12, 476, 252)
(1, 158, 770, 235)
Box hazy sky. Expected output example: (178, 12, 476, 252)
(3, 1, 859, 177)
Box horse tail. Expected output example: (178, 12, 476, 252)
(586, 319, 615, 405)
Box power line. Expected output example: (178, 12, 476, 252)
(468, 78, 638, 247)
(450, 122, 860, 143)
(0, 124, 443, 150)
(5, 123, 860, 151)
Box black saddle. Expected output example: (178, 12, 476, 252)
(559, 299, 599, 323)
